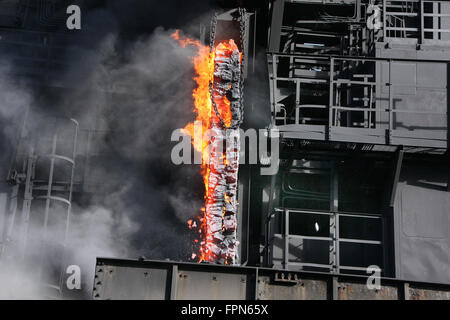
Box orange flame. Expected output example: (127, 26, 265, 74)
(171, 30, 213, 186)
(172, 31, 239, 263)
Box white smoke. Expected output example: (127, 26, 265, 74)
(67, 204, 138, 289)
(0, 24, 208, 299)
(0, 64, 136, 299)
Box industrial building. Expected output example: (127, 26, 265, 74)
(0, 0, 449, 300)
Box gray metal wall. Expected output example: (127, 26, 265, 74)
(93, 258, 450, 300)
(393, 165, 450, 284)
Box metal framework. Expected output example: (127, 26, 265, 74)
(1, 115, 78, 298)
(383, 0, 450, 43)
(265, 208, 383, 274)
(268, 53, 448, 148)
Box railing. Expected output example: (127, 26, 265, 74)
(266, 208, 383, 275)
(2, 116, 78, 296)
(268, 52, 448, 148)
(383, 0, 450, 43)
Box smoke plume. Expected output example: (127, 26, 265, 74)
(0, 5, 215, 298)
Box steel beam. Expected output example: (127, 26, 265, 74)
(390, 146, 404, 207)
(268, 0, 285, 52)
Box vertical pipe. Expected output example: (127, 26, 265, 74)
(383, 0, 387, 40)
(328, 58, 335, 140)
(388, 60, 393, 144)
(271, 54, 278, 126)
(284, 209, 289, 270)
(369, 80, 374, 128)
(420, 0, 425, 44)
(335, 214, 340, 274)
(295, 80, 300, 125)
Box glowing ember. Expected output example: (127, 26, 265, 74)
(172, 31, 242, 265)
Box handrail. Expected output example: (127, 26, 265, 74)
(384, 0, 450, 41)
(268, 51, 450, 63)
(269, 53, 448, 125)
(267, 207, 384, 273)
